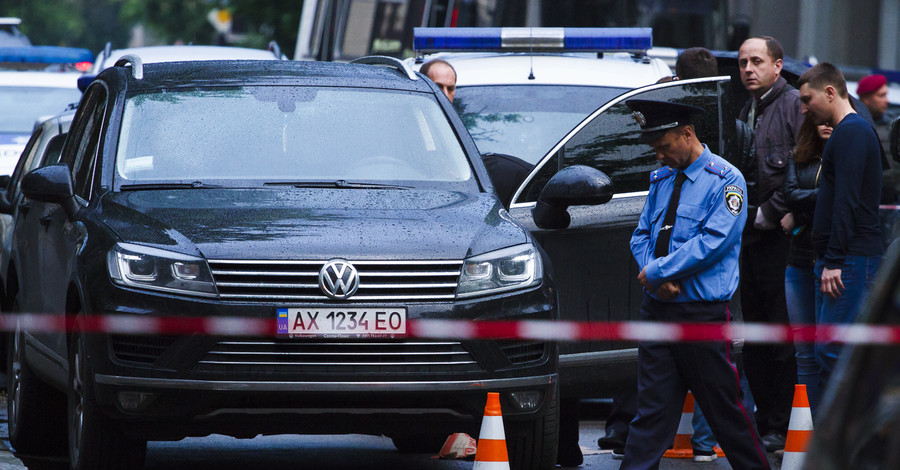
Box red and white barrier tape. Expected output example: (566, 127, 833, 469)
(2, 314, 899, 345)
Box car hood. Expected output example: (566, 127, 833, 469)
(98, 188, 528, 260)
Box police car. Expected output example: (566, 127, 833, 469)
(410, 28, 740, 397)
(0, 46, 92, 176)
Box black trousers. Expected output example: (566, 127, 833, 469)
(740, 226, 797, 436)
(619, 297, 770, 470)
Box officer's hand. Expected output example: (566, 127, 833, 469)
(780, 212, 795, 233)
(820, 267, 844, 298)
(638, 267, 653, 292)
(657, 281, 681, 300)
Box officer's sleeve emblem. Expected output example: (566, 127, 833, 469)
(725, 184, 744, 216)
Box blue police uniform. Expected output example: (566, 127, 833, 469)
(619, 100, 769, 470)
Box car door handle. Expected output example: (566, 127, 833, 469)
(40, 215, 52, 227)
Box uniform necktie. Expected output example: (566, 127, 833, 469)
(655, 171, 688, 258)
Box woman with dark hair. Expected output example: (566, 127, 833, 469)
(780, 116, 831, 416)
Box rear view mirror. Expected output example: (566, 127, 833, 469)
(532, 165, 613, 230)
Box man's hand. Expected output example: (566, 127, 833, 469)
(780, 212, 795, 233)
(656, 281, 681, 300)
(820, 267, 844, 298)
(638, 267, 652, 292)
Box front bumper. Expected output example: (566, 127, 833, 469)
(83, 281, 558, 440)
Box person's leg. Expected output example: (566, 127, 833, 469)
(675, 302, 770, 470)
(690, 404, 719, 461)
(557, 397, 583, 466)
(815, 255, 882, 384)
(619, 299, 686, 470)
(740, 232, 795, 448)
(599, 388, 636, 449)
(785, 264, 821, 415)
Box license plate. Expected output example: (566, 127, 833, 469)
(277, 308, 407, 337)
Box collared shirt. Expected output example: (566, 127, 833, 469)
(630, 145, 748, 302)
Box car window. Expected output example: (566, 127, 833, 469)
(454, 85, 628, 165)
(65, 84, 107, 201)
(7, 125, 43, 194)
(114, 86, 472, 186)
(516, 79, 725, 204)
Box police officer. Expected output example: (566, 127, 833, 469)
(620, 99, 770, 470)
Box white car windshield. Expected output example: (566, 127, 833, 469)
(116, 86, 472, 186)
(0, 86, 81, 133)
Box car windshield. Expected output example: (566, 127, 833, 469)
(0, 86, 81, 133)
(115, 86, 472, 186)
(454, 85, 628, 165)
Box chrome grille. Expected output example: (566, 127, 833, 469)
(208, 259, 463, 301)
(193, 339, 482, 374)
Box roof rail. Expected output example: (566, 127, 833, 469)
(115, 54, 143, 80)
(268, 40, 284, 60)
(350, 56, 418, 80)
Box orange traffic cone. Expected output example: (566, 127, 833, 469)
(664, 391, 695, 458)
(663, 392, 726, 459)
(473, 392, 510, 470)
(782, 384, 813, 470)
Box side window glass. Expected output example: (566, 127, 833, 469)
(68, 86, 107, 201)
(517, 80, 723, 203)
(8, 126, 43, 196)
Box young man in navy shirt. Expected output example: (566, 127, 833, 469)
(798, 63, 883, 391)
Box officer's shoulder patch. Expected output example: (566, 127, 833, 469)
(724, 184, 744, 216)
(704, 161, 732, 178)
(650, 166, 676, 183)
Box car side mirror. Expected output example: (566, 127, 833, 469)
(532, 165, 613, 230)
(0, 175, 9, 189)
(21, 164, 79, 219)
(891, 116, 900, 163)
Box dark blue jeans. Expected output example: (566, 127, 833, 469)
(785, 264, 820, 415)
(813, 255, 881, 389)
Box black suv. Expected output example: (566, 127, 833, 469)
(5, 57, 559, 470)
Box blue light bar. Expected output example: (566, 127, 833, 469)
(0, 46, 94, 64)
(414, 27, 653, 54)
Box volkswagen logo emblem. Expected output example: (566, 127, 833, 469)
(319, 260, 360, 300)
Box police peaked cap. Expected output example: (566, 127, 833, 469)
(625, 99, 704, 143)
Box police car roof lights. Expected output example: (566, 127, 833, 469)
(0, 46, 93, 64)
(413, 27, 653, 54)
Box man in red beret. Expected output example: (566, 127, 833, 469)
(857, 74, 889, 124)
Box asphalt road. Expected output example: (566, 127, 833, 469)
(0, 396, 783, 470)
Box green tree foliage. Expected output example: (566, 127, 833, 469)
(5, 0, 302, 58)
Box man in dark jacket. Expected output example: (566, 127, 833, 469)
(737, 36, 804, 453)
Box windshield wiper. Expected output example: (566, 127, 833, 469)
(119, 181, 222, 191)
(264, 180, 411, 190)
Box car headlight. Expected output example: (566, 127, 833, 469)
(457, 244, 542, 298)
(107, 243, 217, 297)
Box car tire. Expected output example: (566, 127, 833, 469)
(391, 433, 449, 453)
(505, 383, 560, 470)
(68, 327, 146, 470)
(6, 301, 67, 455)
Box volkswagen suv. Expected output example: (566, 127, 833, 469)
(6, 57, 561, 470)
